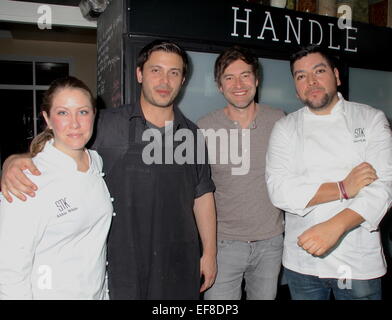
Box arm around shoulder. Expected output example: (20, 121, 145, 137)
(1, 153, 40, 202)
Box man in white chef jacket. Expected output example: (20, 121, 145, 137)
(266, 44, 392, 300)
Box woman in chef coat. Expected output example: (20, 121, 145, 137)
(0, 76, 113, 299)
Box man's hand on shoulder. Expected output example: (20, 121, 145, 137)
(1, 154, 40, 203)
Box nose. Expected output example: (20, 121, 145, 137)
(71, 114, 81, 129)
(160, 72, 170, 85)
(234, 76, 243, 88)
(307, 73, 317, 86)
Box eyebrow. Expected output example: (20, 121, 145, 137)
(223, 70, 252, 77)
(52, 105, 92, 110)
(293, 62, 328, 77)
(149, 65, 182, 72)
(313, 62, 328, 69)
(169, 68, 182, 72)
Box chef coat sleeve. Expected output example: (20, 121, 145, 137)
(266, 118, 322, 216)
(0, 191, 48, 299)
(348, 110, 392, 231)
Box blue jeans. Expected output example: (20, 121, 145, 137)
(204, 234, 283, 300)
(284, 267, 382, 300)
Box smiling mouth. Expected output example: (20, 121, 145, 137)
(232, 90, 247, 96)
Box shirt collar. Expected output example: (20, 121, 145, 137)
(128, 101, 186, 131)
(222, 104, 259, 129)
(40, 139, 92, 173)
(304, 92, 345, 115)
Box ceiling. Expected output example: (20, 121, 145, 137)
(0, 21, 96, 43)
(0, 1, 97, 43)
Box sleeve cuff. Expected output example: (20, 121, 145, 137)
(195, 181, 215, 199)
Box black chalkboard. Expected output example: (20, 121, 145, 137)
(97, 0, 124, 109)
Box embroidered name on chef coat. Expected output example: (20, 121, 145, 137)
(55, 198, 78, 218)
(353, 127, 366, 143)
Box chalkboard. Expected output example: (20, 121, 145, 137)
(97, 0, 124, 109)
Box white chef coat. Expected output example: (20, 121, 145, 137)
(266, 93, 392, 279)
(0, 140, 113, 299)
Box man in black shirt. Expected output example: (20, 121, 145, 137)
(1, 40, 217, 300)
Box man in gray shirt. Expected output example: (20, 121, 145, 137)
(197, 46, 284, 300)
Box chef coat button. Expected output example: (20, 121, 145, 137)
(106, 289, 109, 293)
(106, 261, 109, 266)
(112, 212, 116, 217)
(110, 197, 114, 202)
(100, 172, 105, 177)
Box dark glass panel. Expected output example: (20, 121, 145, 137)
(0, 89, 34, 166)
(36, 62, 69, 86)
(0, 61, 33, 85)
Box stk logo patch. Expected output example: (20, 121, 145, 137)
(55, 198, 78, 218)
(353, 127, 366, 143)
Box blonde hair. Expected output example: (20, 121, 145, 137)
(30, 76, 95, 157)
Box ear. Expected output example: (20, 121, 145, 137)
(42, 111, 52, 130)
(217, 80, 223, 93)
(334, 67, 341, 87)
(136, 67, 143, 84)
(218, 85, 223, 94)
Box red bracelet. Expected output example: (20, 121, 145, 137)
(338, 181, 349, 200)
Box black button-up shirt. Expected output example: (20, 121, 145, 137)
(93, 102, 215, 299)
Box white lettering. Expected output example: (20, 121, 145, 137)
(173, 129, 194, 165)
(231, 7, 252, 38)
(285, 15, 302, 44)
(257, 11, 279, 42)
(37, 265, 52, 290)
(142, 128, 163, 164)
(37, 5, 52, 30)
(337, 5, 352, 29)
(328, 23, 340, 50)
(345, 26, 358, 52)
(201, 128, 229, 165)
(164, 122, 174, 164)
(231, 129, 250, 176)
(309, 19, 323, 45)
(337, 265, 352, 290)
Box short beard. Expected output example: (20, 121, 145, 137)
(142, 89, 177, 109)
(303, 92, 332, 112)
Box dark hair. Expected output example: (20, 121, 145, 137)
(30, 76, 95, 157)
(214, 46, 260, 87)
(136, 40, 189, 79)
(289, 44, 337, 75)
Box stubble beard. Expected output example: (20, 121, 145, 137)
(302, 91, 335, 112)
(226, 91, 256, 110)
(142, 87, 178, 109)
